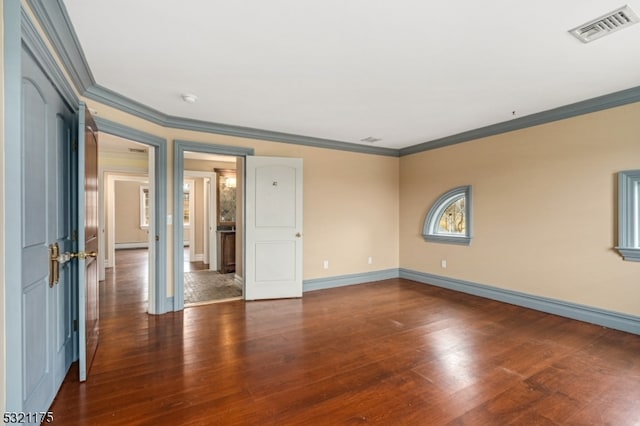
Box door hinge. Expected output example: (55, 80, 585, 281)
(72, 230, 78, 241)
(156, 235, 159, 241)
(73, 319, 78, 332)
(72, 140, 78, 152)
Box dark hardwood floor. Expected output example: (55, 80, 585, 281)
(184, 247, 208, 272)
(49, 249, 640, 425)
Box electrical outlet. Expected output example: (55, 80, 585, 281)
(441, 260, 447, 268)
(367, 256, 373, 265)
(323, 260, 329, 269)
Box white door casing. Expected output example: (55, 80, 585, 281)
(245, 156, 303, 300)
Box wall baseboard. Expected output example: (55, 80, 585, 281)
(163, 266, 640, 336)
(115, 242, 148, 249)
(234, 274, 244, 288)
(399, 268, 640, 336)
(303, 269, 399, 292)
(165, 297, 174, 314)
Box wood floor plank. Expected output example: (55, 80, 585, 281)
(48, 249, 640, 425)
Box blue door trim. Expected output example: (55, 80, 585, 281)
(94, 117, 168, 314)
(4, 0, 25, 411)
(173, 140, 254, 311)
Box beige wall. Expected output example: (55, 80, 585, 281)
(114, 181, 149, 244)
(84, 98, 400, 296)
(184, 158, 235, 172)
(400, 102, 640, 316)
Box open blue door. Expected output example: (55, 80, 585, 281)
(19, 45, 75, 415)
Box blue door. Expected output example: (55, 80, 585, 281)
(21, 46, 74, 413)
(77, 104, 100, 382)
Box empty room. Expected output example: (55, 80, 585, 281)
(2, 1, 640, 424)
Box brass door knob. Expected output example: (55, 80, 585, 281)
(71, 251, 98, 260)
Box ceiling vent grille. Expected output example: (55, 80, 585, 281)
(569, 5, 639, 43)
(128, 148, 147, 154)
(360, 136, 382, 143)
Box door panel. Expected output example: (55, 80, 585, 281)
(21, 48, 74, 413)
(78, 105, 100, 382)
(255, 242, 296, 281)
(245, 157, 303, 300)
(22, 81, 47, 247)
(255, 166, 297, 227)
(23, 282, 47, 398)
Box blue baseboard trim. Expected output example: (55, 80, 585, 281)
(304, 269, 400, 292)
(399, 268, 640, 335)
(162, 297, 174, 314)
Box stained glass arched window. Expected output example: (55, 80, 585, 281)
(423, 186, 472, 245)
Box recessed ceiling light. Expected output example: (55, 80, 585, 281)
(181, 93, 198, 103)
(360, 136, 382, 143)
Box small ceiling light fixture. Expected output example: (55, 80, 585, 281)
(181, 93, 198, 103)
(360, 136, 382, 143)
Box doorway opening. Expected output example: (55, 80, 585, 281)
(173, 140, 254, 311)
(99, 136, 152, 307)
(96, 121, 168, 315)
(183, 153, 242, 306)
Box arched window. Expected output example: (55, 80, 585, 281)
(423, 186, 472, 245)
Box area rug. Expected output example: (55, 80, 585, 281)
(184, 271, 242, 304)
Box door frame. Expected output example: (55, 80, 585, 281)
(4, 1, 80, 410)
(103, 173, 149, 266)
(183, 178, 196, 259)
(183, 171, 217, 267)
(173, 140, 254, 311)
(94, 118, 168, 314)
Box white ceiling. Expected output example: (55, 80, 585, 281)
(63, 0, 640, 150)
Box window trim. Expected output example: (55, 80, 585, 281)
(423, 185, 472, 245)
(139, 185, 150, 229)
(616, 170, 640, 262)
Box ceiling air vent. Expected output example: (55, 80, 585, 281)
(360, 136, 382, 143)
(569, 5, 639, 43)
(128, 148, 147, 154)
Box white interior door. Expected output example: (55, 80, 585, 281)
(245, 156, 303, 299)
